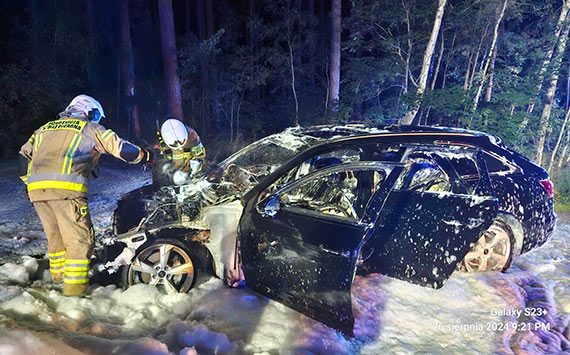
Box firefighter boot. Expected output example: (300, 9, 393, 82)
(63, 282, 88, 296)
(62, 258, 90, 296)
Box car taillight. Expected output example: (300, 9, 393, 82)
(539, 179, 554, 198)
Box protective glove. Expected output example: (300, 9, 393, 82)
(141, 148, 154, 164)
(173, 170, 190, 185)
(162, 162, 173, 174)
(189, 159, 202, 175)
(18, 154, 29, 178)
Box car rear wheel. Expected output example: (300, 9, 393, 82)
(460, 218, 514, 272)
(124, 239, 197, 294)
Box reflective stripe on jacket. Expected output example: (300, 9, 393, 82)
(19, 115, 145, 202)
(159, 125, 205, 171)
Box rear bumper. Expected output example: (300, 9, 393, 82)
(521, 197, 556, 253)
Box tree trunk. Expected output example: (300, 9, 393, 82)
(205, 0, 219, 131)
(116, 41, 121, 130)
(85, 0, 96, 85)
(442, 31, 456, 89)
(535, 23, 570, 165)
(548, 106, 570, 172)
(472, 0, 507, 111)
(464, 48, 473, 90)
(52, 0, 58, 58)
(327, 0, 341, 122)
(558, 134, 569, 170)
(403, 3, 413, 94)
(566, 70, 570, 109)
(196, 0, 208, 131)
(158, 0, 184, 120)
(401, 0, 447, 125)
(527, 0, 570, 114)
(205, 0, 214, 36)
(185, 0, 192, 35)
(29, 0, 47, 70)
(308, 0, 316, 90)
(469, 22, 489, 90)
(484, 38, 498, 102)
(431, 32, 444, 91)
(196, 0, 206, 39)
(29, 0, 40, 54)
(288, 39, 299, 126)
(119, 0, 140, 140)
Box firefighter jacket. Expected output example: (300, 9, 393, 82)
(157, 125, 205, 171)
(19, 115, 147, 202)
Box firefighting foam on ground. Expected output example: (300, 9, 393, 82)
(0, 162, 568, 354)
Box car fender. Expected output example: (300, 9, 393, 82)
(496, 212, 524, 257)
(109, 226, 218, 273)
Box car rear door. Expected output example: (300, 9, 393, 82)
(238, 162, 402, 335)
(362, 150, 499, 288)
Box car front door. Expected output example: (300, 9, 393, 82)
(238, 162, 401, 335)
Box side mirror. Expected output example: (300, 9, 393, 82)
(263, 195, 281, 218)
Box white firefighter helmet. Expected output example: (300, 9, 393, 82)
(65, 94, 105, 123)
(161, 118, 188, 149)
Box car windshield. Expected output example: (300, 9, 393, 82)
(219, 129, 324, 170)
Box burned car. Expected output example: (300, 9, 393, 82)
(106, 124, 556, 335)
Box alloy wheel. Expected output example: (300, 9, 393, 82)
(461, 220, 512, 272)
(127, 242, 195, 294)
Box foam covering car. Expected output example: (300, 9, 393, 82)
(103, 124, 556, 335)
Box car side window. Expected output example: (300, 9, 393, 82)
(371, 144, 407, 161)
(395, 160, 451, 192)
(448, 156, 478, 177)
(279, 168, 385, 220)
(485, 153, 515, 174)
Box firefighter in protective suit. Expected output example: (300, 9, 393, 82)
(19, 95, 152, 296)
(155, 117, 205, 186)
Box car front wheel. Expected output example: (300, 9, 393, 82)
(124, 239, 197, 294)
(460, 218, 514, 272)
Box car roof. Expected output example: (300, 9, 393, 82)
(289, 123, 506, 149)
(291, 124, 545, 177)
(291, 123, 501, 142)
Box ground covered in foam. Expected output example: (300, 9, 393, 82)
(0, 162, 568, 354)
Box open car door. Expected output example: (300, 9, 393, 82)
(238, 162, 402, 335)
(362, 149, 499, 288)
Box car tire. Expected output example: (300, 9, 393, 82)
(460, 217, 515, 273)
(123, 238, 199, 294)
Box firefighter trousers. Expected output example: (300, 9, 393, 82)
(33, 198, 93, 296)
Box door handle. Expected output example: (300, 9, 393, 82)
(319, 245, 350, 258)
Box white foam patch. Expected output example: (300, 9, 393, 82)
(0, 328, 83, 355)
(0, 261, 31, 284)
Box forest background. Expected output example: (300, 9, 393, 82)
(0, 0, 569, 208)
